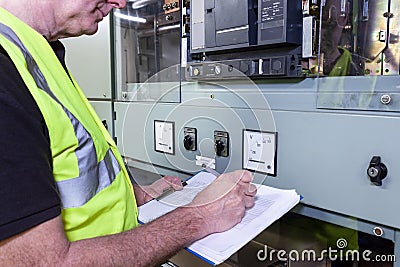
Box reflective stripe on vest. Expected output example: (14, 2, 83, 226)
(0, 23, 120, 208)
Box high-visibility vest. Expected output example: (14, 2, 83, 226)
(0, 7, 138, 242)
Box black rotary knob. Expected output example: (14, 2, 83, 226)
(215, 139, 225, 157)
(183, 135, 194, 150)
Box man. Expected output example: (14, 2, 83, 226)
(0, 0, 256, 266)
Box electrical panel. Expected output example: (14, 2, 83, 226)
(113, 0, 400, 85)
(186, 0, 304, 79)
(189, 0, 302, 53)
(112, 1, 400, 261)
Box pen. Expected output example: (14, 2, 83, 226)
(155, 181, 187, 201)
(155, 166, 219, 201)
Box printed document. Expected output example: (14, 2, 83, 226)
(138, 171, 301, 265)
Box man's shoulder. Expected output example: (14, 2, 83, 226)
(0, 44, 46, 122)
(0, 44, 10, 61)
(0, 44, 18, 78)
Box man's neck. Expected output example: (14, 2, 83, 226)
(0, 1, 58, 41)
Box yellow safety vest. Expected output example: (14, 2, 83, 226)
(0, 7, 138, 241)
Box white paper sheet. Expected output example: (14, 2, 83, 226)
(138, 171, 300, 265)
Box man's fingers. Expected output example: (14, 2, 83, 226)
(236, 170, 254, 185)
(245, 183, 257, 196)
(244, 195, 255, 208)
(243, 183, 256, 208)
(162, 176, 184, 190)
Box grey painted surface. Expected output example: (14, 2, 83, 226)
(115, 77, 400, 230)
(62, 18, 111, 99)
(89, 101, 114, 138)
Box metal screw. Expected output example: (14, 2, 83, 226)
(380, 94, 391, 105)
(373, 227, 384, 237)
(383, 12, 394, 18)
(368, 167, 379, 178)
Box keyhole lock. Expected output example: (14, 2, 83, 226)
(367, 156, 387, 186)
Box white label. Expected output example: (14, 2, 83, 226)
(195, 156, 216, 169)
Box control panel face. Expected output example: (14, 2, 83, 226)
(187, 0, 303, 79)
(243, 129, 277, 176)
(112, 0, 400, 233)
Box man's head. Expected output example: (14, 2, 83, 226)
(54, 0, 126, 38)
(0, 0, 126, 40)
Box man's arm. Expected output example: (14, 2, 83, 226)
(0, 170, 256, 266)
(0, 208, 205, 266)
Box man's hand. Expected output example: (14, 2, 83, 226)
(134, 176, 183, 206)
(187, 170, 257, 237)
